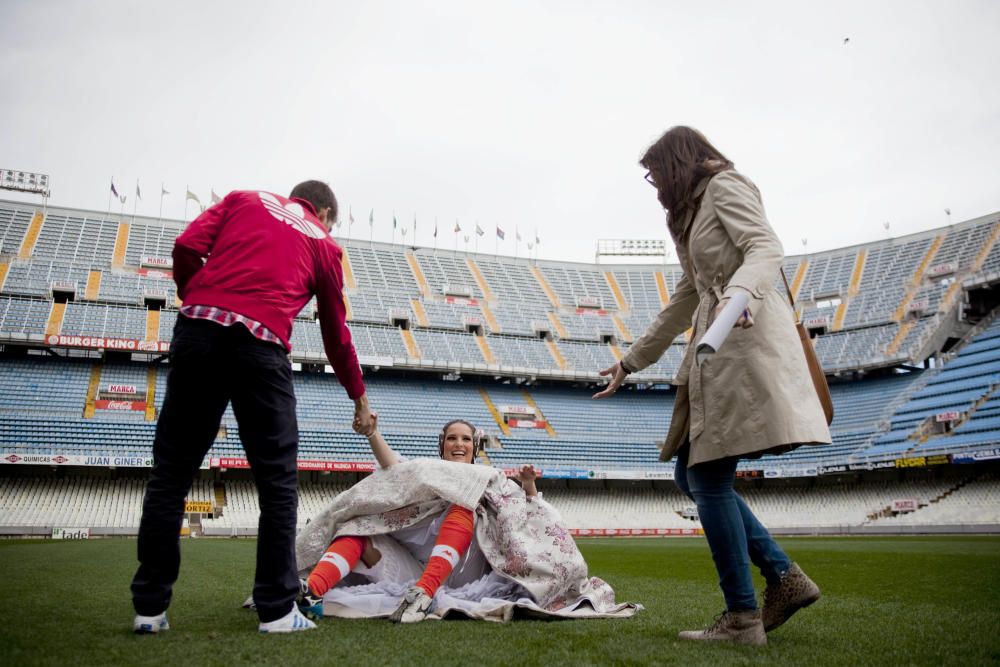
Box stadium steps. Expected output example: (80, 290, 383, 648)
(546, 312, 568, 339)
(477, 387, 511, 436)
(340, 248, 357, 289)
(82, 362, 103, 419)
(400, 328, 421, 359)
(410, 299, 429, 327)
(474, 333, 497, 365)
(44, 301, 66, 336)
(971, 220, 1000, 273)
(790, 259, 808, 300)
(520, 388, 557, 437)
(112, 223, 130, 267)
(84, 270, 101, 300)
(214, 482, 227, 510)
(465, 257, 494, 302)
(831, 250, 867, 331)
(343, 293, 352, 321)
(405, 251, 431, 297)
(545, 338, 567, 370)
(17, 211, 44, 259)
(603, 271, 629, 311)
(144, 366, 157, 421)
(611, 314, 633, 343)
(145, 309, 160, 341)
(654, 271, 670, 306)
(608, 341, 622, 361)
(0, 262, 8, 291)
(875, 475, 980, 522)
(894, 235, 944, 322)
(913, 382, 1000, 448)
(928, 476, 974, 504)
(886, 320, 914, 357)
(848, 249, 868, 297)
(530, 266, 561, 308)
(478, 301, 500, 333)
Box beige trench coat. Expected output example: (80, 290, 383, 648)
(623, 170, 832, 466)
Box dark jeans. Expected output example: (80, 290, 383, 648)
(131, 316, 300, 623)
(674, 443, 792, 611)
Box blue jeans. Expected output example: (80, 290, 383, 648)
(674, 443, 792, 611)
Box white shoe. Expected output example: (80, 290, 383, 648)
(258, 606, 316, 634)
(389, 586, 433, 624)
(133, 612, 169, 634)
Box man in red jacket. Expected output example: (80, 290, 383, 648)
(131, 180, 373, 634)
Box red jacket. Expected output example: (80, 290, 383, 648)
(173, 190, 365, 400)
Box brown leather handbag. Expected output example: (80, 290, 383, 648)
(781, 270, 834, 425)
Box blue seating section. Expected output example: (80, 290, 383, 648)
(2, 199, 1000, 472)
(856, 320, 1000, 459)
(0, 342, 989, 471)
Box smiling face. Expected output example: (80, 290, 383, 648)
(440, 422, 476, 464)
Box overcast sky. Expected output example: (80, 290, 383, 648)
(1, 0, 998, 262)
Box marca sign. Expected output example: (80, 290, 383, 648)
(140, 255, 173, 268)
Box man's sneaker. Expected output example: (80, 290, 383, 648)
(762, 562, 821, 632)
(133, 612, 169, 634)
(296, 578, 324, 620)
(388, 586, 433, 624)
(258, 606, 316, 634)
(678, 609, 767, 646)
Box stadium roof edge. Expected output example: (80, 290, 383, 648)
(1, 197, 997, 271)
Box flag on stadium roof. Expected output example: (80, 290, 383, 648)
(393, 213, 397, 229)
(433, 218, 438, 238)
(496, 225, 505, 240)
(211, 189, 222, 204)
(475, 224, 484, 236)
(454, 220, 461, 233)
(110, 180, 119, 198)
(186, 189, 201, 204)
(135, 181, 142, 200)
(369, 209, 374, 226)
(161, 183, 169, 196)
(516, 228, 522, 242)
(349, 207, 355, 226)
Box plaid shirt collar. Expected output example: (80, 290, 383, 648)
(179, 305, 285, 348)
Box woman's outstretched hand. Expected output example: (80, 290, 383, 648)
(593, 362, 627, 399)
(516, 464, 539, 485)
(517, 464, 539, 497)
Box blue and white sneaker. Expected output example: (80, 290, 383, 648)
(258, 606, 316, 634)
(295, 578, 324, 620)
(133, 612, 169, 634)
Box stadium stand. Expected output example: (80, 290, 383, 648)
(1, 198, 999, 535)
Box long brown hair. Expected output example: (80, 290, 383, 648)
(640, 127, 732, 239)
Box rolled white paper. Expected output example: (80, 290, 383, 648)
(696, 291, 750, 364)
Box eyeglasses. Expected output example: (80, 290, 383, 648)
(644, 171, 657, 187)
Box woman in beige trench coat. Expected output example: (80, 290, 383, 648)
(595, 127, 832, 646)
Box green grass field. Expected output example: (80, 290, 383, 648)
(1, 536, 998, 666)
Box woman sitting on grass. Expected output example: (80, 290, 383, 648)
(292, 415, 639, 623)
